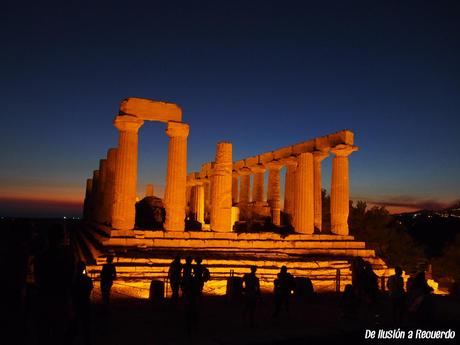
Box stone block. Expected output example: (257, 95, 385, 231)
(120, 97, 182, 122)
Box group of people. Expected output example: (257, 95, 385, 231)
(341, 257, 435, 328)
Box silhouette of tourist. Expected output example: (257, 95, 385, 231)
(273, 266, 295, 317)
(340, 284, 359, 331)
(407, 271, 434, 327)
(100, 255, 116, 308)
(72, 261, 93, 345)
(387, 266, 405, 325)
(243, 266, 261, 326)
(193, 257, 210, 297)
(181, 256, 199, 338)
(168, 255, 182, 302)
(35, 223, 75, 345)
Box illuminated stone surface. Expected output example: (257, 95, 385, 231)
(145, 183, 154, 197)
(293, 152, 314, 234)
(267, 160, 283, 226)
(102, 148, 117, 224)
(251, 164, 266, 203)
(313, 150, 329, 231)
(210, 142, 233, 232)
(237, 167, 251, 220)
(112, 115, 144, 231)
(96, 159, 107, 223)
(283, 156, 297, 224)
(330, 144, 358, 235)
(231, 170, 239, 205)
(120, 97, 182, 122)
(164, 121, 189, 231)
(90, 170, 99, 221)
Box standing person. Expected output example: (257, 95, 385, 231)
(168, 255, 182, 302)
(193, 257, 210, 297)
(243, 266, 261, 327)
(35, 223, 75, 345)
(273, 266, 295, 317)
(72, 261, 93, 345)
(181, 256, 194, 297)
(100, 255, 116, 308)
(387, 266, 405, 325)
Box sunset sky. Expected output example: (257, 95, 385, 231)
(1, 0, 459, 217)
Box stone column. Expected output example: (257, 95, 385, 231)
(267, 160, 283, 226)
(102, 148, 117, 224)
(330, 144, 358, 235)
(251, 164, 266, 203)
(293, 152, 314, 234)
(210, 142, 233, 232)
(164, 122, 190, 231)
(194, 181, 205, 224)
(145, 184, 154, 197)
(203, 177, 211, 223)
(313, 150, 329, 231)
(283, 157, 297, 224)
(232, 171, 239, 205)
(112, 115, 144, 231)
(90, 170, 99, 221)
(83, 178, 93, 220)
(238, 167, 251, 220)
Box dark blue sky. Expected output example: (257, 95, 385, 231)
(1, 0, 459, 216)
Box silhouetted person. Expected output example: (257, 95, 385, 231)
(193, 257, 210, 297)
(340, 284, 359, 331)
(273, 266, 295, 317)
(243, 266, 261, 326)
(387, 266, 405, 325)
(181, 256, 198, 338)
(100, 256, 116, 308)
(181, 256, 193, 297)
(72, 261, 93, 345)
(168, 255, 182, 302)
(407, 271, 434, 327)
(35, 223, 75, 345)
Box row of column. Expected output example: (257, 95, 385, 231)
(83, 115, 190, 232)
(186, 143, 357, 235)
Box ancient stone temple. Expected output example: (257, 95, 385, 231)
(80, 97, 401, 297)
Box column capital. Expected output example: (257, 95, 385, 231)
(281, 155, 298, 167)
(238, 167, 252, 176)
(330, 144, 359, 157)
(266, 159, 283, 171)
(250, 164, 266, 174)
(313, 150, 329, 162)
(232, 170, 240, 178)
(113, 115, 144, 132)
(166, 121, 190, 138)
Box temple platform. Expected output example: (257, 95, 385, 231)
(75, 223, 399, 297)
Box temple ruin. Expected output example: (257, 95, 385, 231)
(80, 97, 400, 296)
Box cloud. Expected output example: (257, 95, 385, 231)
(352, 195, 458, 214)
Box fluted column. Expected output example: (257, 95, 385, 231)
(90, 170, 99, 221)
(95, 159, 108, 223)
(102, 148, 117, 224)
(202, 177, 211, 223)
(237, 167, 251, 220)
(283, 157, 297, 224)
(194, 181, 205, 224)
(164, 122, 190, 231)
(330, 144, 358, 235)
(210, 142, 233, 232)
(293, 152, 314, 234)
(251, 164, 266, 203)
(313, 150, 329, 231)
(112, 115, 144, 231)
(267, 160, 283, 226)
(83, 178, 93, 220)
(232, 171, 239, 205)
